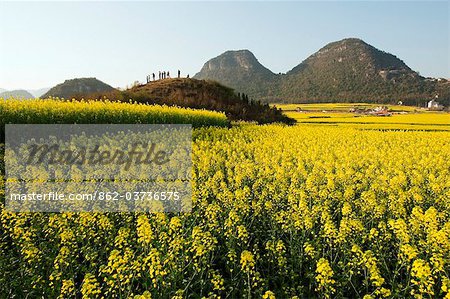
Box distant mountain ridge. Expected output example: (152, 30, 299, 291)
(195, 38, 449, 106)
(0, 88, 50, 98)
(42, 78, 115, 99)
(0, 89, 34, 99)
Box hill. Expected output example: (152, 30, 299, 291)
(194, 38, 449, 106)
(92, 78, 293, 124)
(0, 88, 50, 98)
(280, 38, 439, 104)
(0, 89, 34, 99)
(194, 50, 279, 101)
(42, 78, 115, 99)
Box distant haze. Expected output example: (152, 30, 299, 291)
(0, 1, 448, 90)
(28, 88, 51, 98)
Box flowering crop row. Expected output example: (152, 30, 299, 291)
(0, 98, 229, 130)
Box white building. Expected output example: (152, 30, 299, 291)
(427, 99, 443, 110)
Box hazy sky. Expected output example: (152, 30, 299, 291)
(1, 1, 449, 90)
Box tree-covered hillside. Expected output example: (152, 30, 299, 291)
(194, 38, 450, 106)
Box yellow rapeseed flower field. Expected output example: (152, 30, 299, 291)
(284, 111, 449, 131)
(0, 105, 449, 298)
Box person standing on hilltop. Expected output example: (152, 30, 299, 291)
(152, 73, 155, 81)
(178, 70, 180, 78)
(159, 71, 161, 80)
(167, 71, 170, 78)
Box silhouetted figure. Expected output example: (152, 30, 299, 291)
(163, 71, 166, 79)
(159, 71, 161, 80)
(187, 74, 190, 78)
(167, 71, 170, 78)
(178, 70, 180, 78)
(152, 73, 155, 81)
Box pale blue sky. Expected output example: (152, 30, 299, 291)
(1, 1, 449, 90)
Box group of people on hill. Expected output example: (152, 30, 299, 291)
(146, 70, 188, 83)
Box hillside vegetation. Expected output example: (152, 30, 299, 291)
(93, 78, 293, 124)
(280, 38, 446, 105)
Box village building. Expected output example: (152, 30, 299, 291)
(427, 98, 444, 110)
